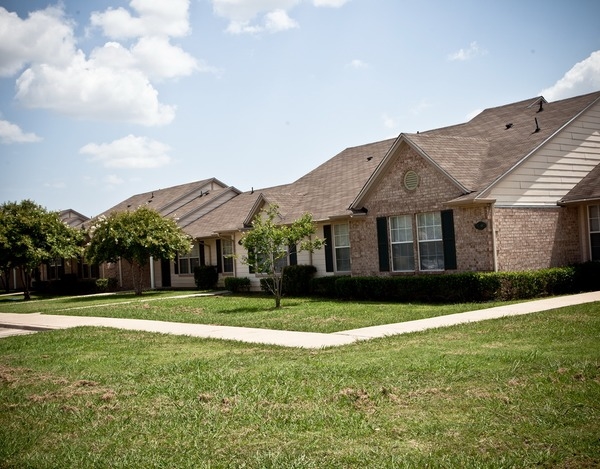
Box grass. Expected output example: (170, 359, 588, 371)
(0, 300, 599, 468)
(0, 290, 519, 333)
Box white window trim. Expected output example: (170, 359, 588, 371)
(333, 223, 351, 272)
(389, 215, 414, 272)
(416, 212, 445, 271)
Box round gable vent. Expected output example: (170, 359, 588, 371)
(404, 170, 419, 191)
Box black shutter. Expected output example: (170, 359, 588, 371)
(323, 225, 334, 272)
(216, 239, 222, 273)
(441, 209, 457, 270)
(376, 217, 390, 272)
(199, 241, 206, 266)
(289, 244, 297, 266)
(174, 254, 179, 274)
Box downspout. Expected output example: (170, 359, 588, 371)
(490, 205, 498, 272)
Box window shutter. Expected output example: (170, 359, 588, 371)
(174, 254, 179, 274)
(323, 225, 334, 272)
(289, 244, 297, 266)
(199, 241, 206, 266)
(216, 239, 223, 273)
(376, 217, 390, 272)
(441, 209, 457, 270)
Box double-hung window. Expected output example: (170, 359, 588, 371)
(178, 243, 200, 274)
(221, 239, 234, 273)
(390, 215, 414, 271)
(417, 212, 445, 270)
(333, 224, 351, 272)
(590, 205, 600, 261)
(378, 211, 455, 273)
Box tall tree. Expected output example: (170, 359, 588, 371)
(239, 204, 324, 308)
(0, 200, 84, 300)
(87, 206, 192, 295)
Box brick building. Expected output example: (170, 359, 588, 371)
(87, 91, 600, 291)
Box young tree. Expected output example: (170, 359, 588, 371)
(239, 204, 324, 309)
(0, 200, 84, 300)
(87, 206, 192, 295)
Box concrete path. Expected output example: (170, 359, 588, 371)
(0, 291, 599, 348)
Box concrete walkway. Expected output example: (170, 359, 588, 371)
(1, 291, 599, 349)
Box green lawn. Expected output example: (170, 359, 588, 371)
(0, 291, 519, 333)
(1, 300, 599, 468)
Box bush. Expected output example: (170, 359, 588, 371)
(318, 266, 587, 303)
(96, 277, 119, 293)
(224, 277, 251, 293)
(574, 261, 600, 293)
(309, 276, 347, 297)
(282, 265, 317, 296)
(194, 265, 218, 290)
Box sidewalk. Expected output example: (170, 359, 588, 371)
(1, 291, 599, 348)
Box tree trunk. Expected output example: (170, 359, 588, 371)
(21, 268, 31, 301)
(131, 261, 145, 295)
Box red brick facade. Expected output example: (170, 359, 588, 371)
(494, 206, 581, 271)
(347, 143, 581, 275)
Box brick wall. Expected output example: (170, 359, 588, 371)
(494, 206, 581, 271)
(349, 143, 496, 275)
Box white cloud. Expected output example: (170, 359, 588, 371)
(2, 1, 206, 126)
(0, 119, 42, 144)
(80, 135, 172, 169)
(131, 36, 199, 79)
(447, 41, 487, 61)
(313, 0, 349, 6)
(348, 59, 368, 69)
(540, 50, 600, 101)
(211, 0, 310, 34)
(15, 54, 176, 126)
(0, 6, 77, 76)
(264, 9, 298, 32)
(105, 174, 125, 185)
(90, 0, 191, 39)
(43, 181, 66, 189)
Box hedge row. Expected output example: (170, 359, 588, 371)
(308, 262, 600, 303)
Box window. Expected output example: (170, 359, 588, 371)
(377, 211, 455, 273)
(390, 215, 414, 271)
(417, 212, 445, 270)
(48, 258, 63, 280)
(252, 246, 289, 274)
(178, 243, 200, 274)
(590, 205, 600, 261)
(333, 224, 351, 272)
(221, 239, 234, 273)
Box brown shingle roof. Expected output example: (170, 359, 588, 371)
(417, 91, 600, 201)
(91, 178, 235, 227)
(184, 139, 395, 238)
(352, 91, 600, 209)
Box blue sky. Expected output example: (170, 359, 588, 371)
(1, 0, 599, 217)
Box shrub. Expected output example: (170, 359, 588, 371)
(194, 265, 218, 290)
(96, 277, 119, 293)
(309, 276, 347, 297)
(282, 265, 317, 296)
(224, 277, 251, 293)
(574, 261, 600, 292)
(320, 266, 583, 303)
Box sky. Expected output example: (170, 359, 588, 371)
(1, 0, 599, 218)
